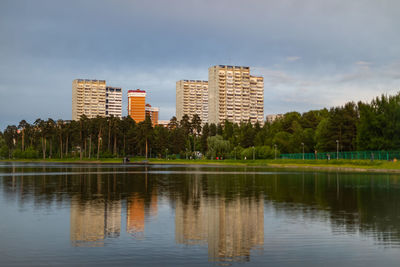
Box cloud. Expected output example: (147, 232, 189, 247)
(286, 56, 301, 62)
(1, 0, 400, 129)
(261, 60, 400, 115)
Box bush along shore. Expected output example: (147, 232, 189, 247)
(2, 92, 400, 168)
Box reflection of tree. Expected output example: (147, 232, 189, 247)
(3, 164, 400, 251)
(262, 172, 400, 246)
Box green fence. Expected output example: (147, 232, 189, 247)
(280, 151, 400, 161)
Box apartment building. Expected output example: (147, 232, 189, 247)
(157, 120, 170, 127)
(145, 104, 159, 126)
(72, 79, 106, 121)
(106, 87, 122, 118)
(208, 65, 264, 125)
(176, 80, 208, 123)
(249, 76, 264, 124)
(266, 114, 284, 123)
(128, 89, 146, 123)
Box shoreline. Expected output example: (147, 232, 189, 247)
(2, 158, 400, 173)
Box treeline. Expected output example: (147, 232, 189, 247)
(1, 92, 400, 160)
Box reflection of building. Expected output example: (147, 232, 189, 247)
(126, 190, 158, 238)
(176, 80, 209, 123)
(175, 195, 264, 261)
(105, 200, 122, 238)
(145, 104, 159, 126)
(128, 89, 146, 123)
(127, 194, 145, 234)
(106, 87, 122, 118)
(70, 196, 121, 246)
(72, 79, 106, 120)
(208, 65, 264, 125)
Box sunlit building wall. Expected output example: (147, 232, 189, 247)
(176, 80, 208, 123)
(72, 79, 106, 120)
(208, 65, 264, 125)
(145, 104, 159, 126)
(128, 89, 146, 123)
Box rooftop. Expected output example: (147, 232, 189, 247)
(128, 89, 146, 93)
(75, 79, 106, 82)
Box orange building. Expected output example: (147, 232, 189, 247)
(128, 89, 146, 123)
(145, 104, 159, 126)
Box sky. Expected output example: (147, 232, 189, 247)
(1, 0, 400, 130)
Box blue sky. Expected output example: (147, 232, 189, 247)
(1, 0, 400, 129)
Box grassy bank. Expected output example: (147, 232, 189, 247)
(3, 158, 400, 172)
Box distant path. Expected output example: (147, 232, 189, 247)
(2, 159, 400, 173)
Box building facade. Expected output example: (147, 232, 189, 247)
(176, 80, 208, 123)
(208, 65, 264, 125)
(72, 79, 106, 120)
(106, 87, 122, 118)
(145, 104, 159, 126)
(249, 76, 264, 124)
(266, 114, 284, 123)
(157, 120, 170, 127)
(127, 89, 146, 123)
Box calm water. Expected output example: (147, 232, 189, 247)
(1, 162, 400, 266)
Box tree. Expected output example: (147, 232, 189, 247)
(168, 116, 178, 129)
(18, 120, 29, 151)
(209, 123, 217, 136)
(3, 125, 18, 158)
(239, 121, 255, 148)
(357, 94, 400, 150)
(34, 118, 46, 159)
(200, 123, 209, 154)
(0, 133, 9, 158)
(46, 118, 56, 158)
(137, 116, 153, 158)
(191, 114, 202, 136)
(206, 135, 231, 159)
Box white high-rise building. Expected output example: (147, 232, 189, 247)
(106, 87, 122, 118)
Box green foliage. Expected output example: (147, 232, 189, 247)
(100, 151, 114, 158)
(3, 92, 400, 160)
(12, 146, 39, 159)
(256, 146, 277, 159)
(357, 94, 400, 150)
(0, 134, 8, 159)
(206, 135, 231, 159)
(241, 146, 278, 159)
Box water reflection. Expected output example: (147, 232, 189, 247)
(175, 196, 263, 262)
(70, 197, 121, 246)
(1, 163, 400, 265)
(127, 190, 158, 238)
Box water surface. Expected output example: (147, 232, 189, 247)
(1, 162, 400, 266)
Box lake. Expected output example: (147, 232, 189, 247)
(1, 162, 400, 266)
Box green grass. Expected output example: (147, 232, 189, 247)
(2, 157, 400, 172)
